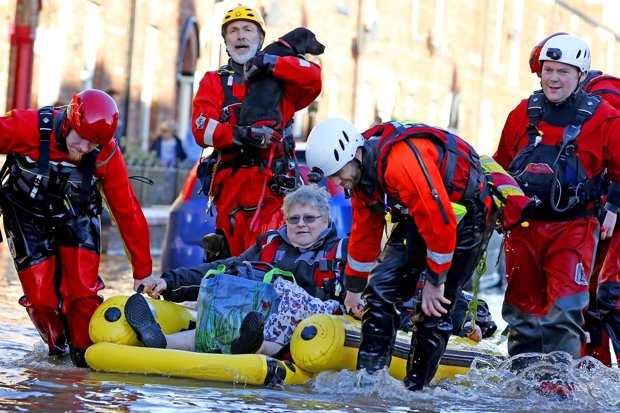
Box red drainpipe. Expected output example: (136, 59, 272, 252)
(10, 23, 36, 109)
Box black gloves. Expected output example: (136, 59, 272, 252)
(233, 125, 282, 148)
(244, 52, 278, 81)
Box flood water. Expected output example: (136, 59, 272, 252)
(1, 243, 619, 412)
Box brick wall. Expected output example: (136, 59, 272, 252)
(2, 0, 619, 155)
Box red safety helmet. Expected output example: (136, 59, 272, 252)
(62, 89, 119, 145)
(529, 32, 569, 75)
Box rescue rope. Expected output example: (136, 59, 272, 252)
(249, 143, 276, 233)
(206, 153, 221, 214)
(463, 250, 487, 335)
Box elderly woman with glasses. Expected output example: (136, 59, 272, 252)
(124, 184, 348, 356)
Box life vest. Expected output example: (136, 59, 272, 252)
(197, 65, 299, 198)
(256, 231, 347, 301)
(0, 107, 100, 219)
(508, 91, 605, 220)
(214, 64, 293, 169)
(216, 65, 243, 126)
(361, 121, 484, 225)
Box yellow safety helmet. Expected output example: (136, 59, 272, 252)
(221, 5, 266, 37)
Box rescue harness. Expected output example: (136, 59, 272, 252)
(196, 64, 302, 231)
(358, 122, 486, 226)
(256, 230, 348, 301)
(508, 91, 606, 220)
(0, 107, 102, 220)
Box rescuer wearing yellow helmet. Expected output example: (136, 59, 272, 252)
(188, 5, 322, 257)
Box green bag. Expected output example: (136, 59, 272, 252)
(194, 261, 294, 354)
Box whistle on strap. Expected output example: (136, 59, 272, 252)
(385, 210, 392, 226)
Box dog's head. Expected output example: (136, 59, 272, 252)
(280, 27, 325, 56)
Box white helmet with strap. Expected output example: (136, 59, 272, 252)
(306, 118, 365, 177)
(539, 34, 591, 72)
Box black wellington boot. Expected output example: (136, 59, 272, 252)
(231, 311, 265, 354)
(356, 331, 396, 374)
(403, 323, 451, 391)
(69, 347, 88, 368)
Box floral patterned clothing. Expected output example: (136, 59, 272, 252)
(264, 277, 340, 345)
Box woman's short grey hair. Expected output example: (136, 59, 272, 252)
(282, 184, 331, 221)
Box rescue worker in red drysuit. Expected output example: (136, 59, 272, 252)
(0, 89, 156, 367)
(529, 32, 620, 367)
(305, 118, 497, 390)
(587, 211, 620, 366)
(494, 34, 620, 360)
(580, 73, 620, 366)
(191, 5, 322, 256)
(593, 217, 620, 366)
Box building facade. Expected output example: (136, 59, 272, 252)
(2, 0, 620, 155)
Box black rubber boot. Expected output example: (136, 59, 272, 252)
(356, 331, 396, 373)
(231, 311, 264, 354)
(69, 347, 88, 368)
(403, 321, 451, 391)
(49, 335, 69, 356)
(124, 294, 167, 349)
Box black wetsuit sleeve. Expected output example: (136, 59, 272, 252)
(160, 263, 217, 302)
(159, 244, 262, 302)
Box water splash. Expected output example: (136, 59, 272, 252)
(444, 351, 620, 410)
(309, 352, 620, 412)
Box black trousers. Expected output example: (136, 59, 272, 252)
(357, 195, 495, 390)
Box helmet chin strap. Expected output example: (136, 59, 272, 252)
(564, 78, 585, 104)
(55, 110, 70, 152)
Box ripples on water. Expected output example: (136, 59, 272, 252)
(1, 252, 619, 412)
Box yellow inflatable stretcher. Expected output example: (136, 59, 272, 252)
(86, 296, 506, 386)
(290, 314, 506, 381)
(87, 295, 310, 386)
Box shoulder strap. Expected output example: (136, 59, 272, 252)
(0, 154, 15, 185)
(78, 147, 100, 204)
(314, 237, 348, 298)
(322, 237, 348, 265)
(441, 131, 459, 195)
(217, 65, 242, 109)
(563, 94, 602, 143)
(38, 106, 54, 174)
(526, 92, 544, 145)
(257, 230, 283, 261)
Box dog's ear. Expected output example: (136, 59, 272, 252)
(289, 27, 313, 55)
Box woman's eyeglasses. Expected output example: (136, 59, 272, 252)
(286, 215, 322, 225)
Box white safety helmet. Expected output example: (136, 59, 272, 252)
(306, 118, 365, 177)
(539, 34, 591, 73)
